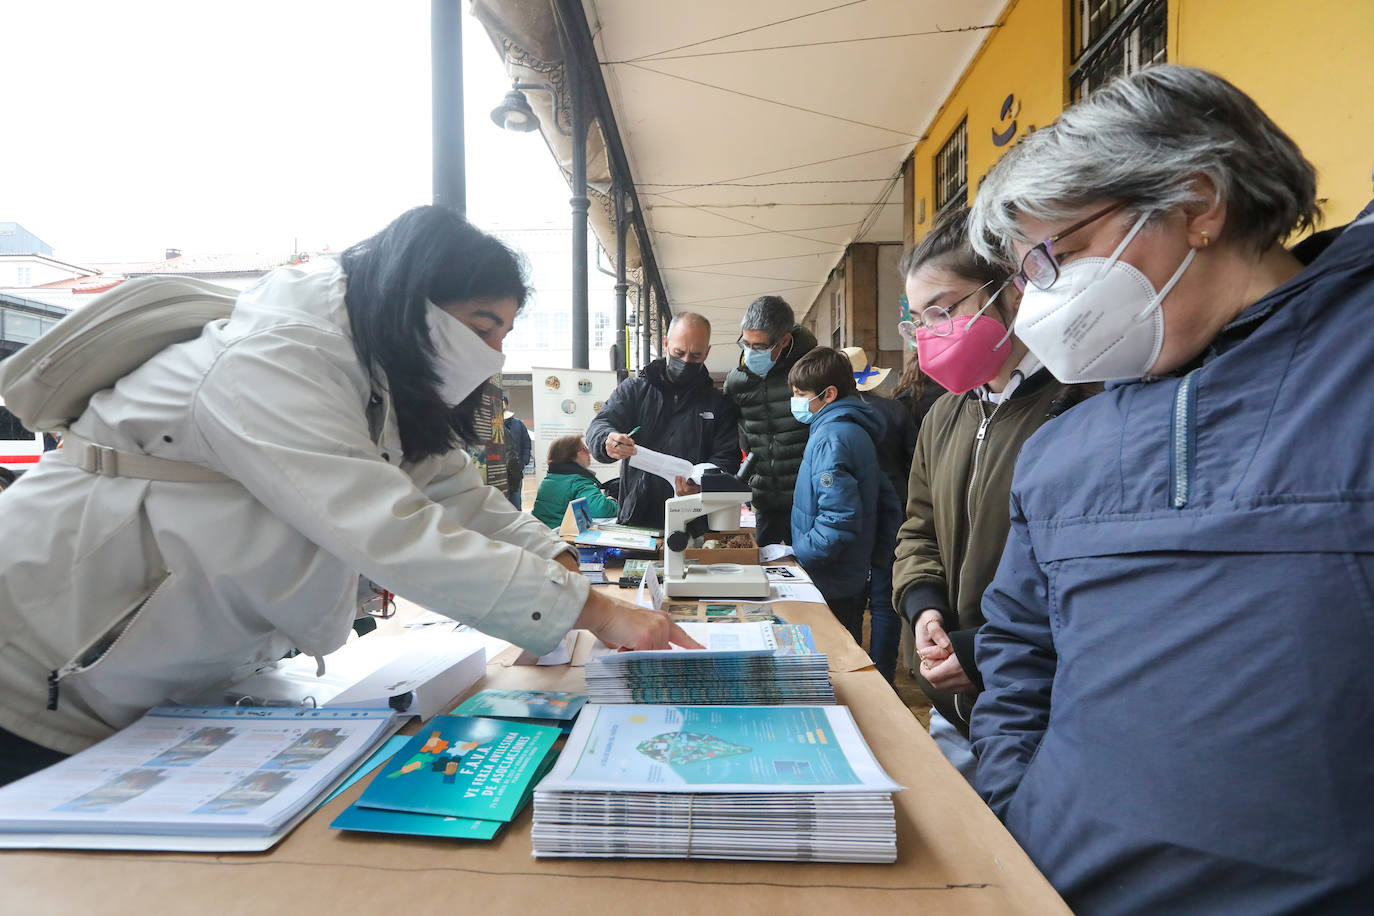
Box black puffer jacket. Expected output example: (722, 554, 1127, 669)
(723, 324, 817, 514)
(586, 359, 740, 529)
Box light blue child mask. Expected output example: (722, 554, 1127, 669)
(790, 392, 823, 424)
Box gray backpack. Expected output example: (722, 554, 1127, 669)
(0, 276, 236, 481)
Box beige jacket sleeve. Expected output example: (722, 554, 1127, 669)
(190, 322, 586, 655)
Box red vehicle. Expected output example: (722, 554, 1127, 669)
(0, 396, 44, 480)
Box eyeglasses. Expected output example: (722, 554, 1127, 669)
(736, 337, 776, 353)
(1012, 201, 1126, 292)
(919, 278, 1005, 337)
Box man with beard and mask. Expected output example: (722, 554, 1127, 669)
(586, 313, 740, 530)
(0, 207, 697, 784)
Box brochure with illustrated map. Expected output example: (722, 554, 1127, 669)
(353, 716, 560, 822)
(540, 705, 898, 793)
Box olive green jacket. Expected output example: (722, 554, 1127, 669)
(892, 369, 1094, 732)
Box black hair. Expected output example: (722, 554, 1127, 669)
(898, 205, 1009, 292)
(340, 206, 529, 463)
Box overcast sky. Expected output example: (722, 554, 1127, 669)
(1, 1, 571, 262)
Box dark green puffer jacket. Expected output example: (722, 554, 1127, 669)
(723, 324, 817, 514)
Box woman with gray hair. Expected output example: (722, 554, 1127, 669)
(965, 65, 1374, 913)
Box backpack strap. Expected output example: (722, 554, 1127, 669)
(59, 431, 233, 484)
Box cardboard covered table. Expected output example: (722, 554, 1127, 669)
(0, 596, 1068, 915)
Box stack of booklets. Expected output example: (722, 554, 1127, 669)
(0, 705, 398, 851)
(531, 704, 900, 862)
(330, 715, 560, 841)
(583, 621, 834, 705)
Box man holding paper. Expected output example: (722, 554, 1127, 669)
(587, 314, 740, 529)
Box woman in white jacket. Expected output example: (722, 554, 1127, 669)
(0, 206, 693, 783)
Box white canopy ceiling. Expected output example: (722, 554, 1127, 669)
(583, 0, 1008, 371)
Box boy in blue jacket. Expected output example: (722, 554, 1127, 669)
(788, 347, 902, 649)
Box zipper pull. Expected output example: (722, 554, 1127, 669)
(976, 417, 991, 441)
(47, 669, 61, 710)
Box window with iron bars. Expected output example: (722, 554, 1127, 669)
(1070, 0, 1168, 101)
(933, 119, 968, 215)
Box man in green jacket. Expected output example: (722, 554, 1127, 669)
(723, 296, 817, 545)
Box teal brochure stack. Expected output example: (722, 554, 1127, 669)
(0, 705, 398, 851)
(583, 622, 834, 705)
(451, 689, 587, 733)
(331, 715, 560, 840)
(531, 705, 901, 862)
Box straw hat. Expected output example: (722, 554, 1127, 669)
(839, 346, 890, 392)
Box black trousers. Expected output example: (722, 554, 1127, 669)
(822, 590, 868, 646)
(0, 726, 67, 787)
(753, 506, 792, 546)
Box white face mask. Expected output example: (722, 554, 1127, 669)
(1014, 213, 1195, 384)
(425, 301, 506, 406)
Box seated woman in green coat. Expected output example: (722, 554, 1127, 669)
(532, 435, 618, 529)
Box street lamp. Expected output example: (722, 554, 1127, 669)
(489, 85, 540, 133)
(490, 65, 589, 369)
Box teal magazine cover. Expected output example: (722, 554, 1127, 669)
(452, 689, 587, 723)
(330, 805, 502, 840)
(356, 716, 560, 822)
(331, 747, 558, 840)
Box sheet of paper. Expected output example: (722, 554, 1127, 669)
(644, 561, 665, 610)
(758, 543, 795, 562)
(763, 565, 811, 583)
(766, 582, 826, 604)
(509, 628, 580, 666)
(627, 446, 717, 486)
(591, 621, 785, 661)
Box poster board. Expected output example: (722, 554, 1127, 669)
(530, 367, 619, 486)
(466, 378, 509, 495)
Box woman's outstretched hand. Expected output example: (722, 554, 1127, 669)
(574, 588, 703, 651)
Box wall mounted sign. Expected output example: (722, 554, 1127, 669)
(992, 93, 1020, 147)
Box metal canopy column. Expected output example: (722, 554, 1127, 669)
(431, 0, 465, 216)
(555, 0, 590, 369)
(614, 187, 629, 380)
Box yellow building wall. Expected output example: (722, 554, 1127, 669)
(1172, 0, 1374, 226)
(909, 0, 1069, 241)
(908, 0, 1374, 239)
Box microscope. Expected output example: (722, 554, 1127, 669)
(662, 458, 771, 599)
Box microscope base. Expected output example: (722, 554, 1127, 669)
(664, 564, 771, 599)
